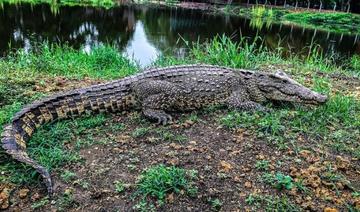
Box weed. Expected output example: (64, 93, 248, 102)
(61, 170, 76, 183)
(158, 130, 187, 143)
(255, 160, 270, 171)
(294, 179, 309, 194)
(132, 127, 150, 138)
(274, 172, 294, 190)
(208, 198, 223, 211)
(261, 172, 294, 191)
(134, 165, 197, 206)
(246, 194, 300, 211)
(352, 192, 360, 198)
(114, 180, 125, 193)
(56, 190, 77, 210)
(31, 197, 49, 209)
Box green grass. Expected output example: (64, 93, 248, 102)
(156, 35, 352, 77)
(235, 6, 360, 34)
(0, 42, 137, 131)
(283, 11, 360, 34)
(221, 94, 360, 156)
(245, 193, 301, 211)
(134, 165, 198, 208)
(114, 180, 126, 193)
(1, 42, 138, 80)
(0, 114, 110, 185)
(350, 55, 360, 75)
(260, 172, 295, 191)
(0, 0, 116, 8)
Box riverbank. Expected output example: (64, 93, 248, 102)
(1, 0, 360, 34)
(232, 6, 360, 34)
(0, 37, 359, 211)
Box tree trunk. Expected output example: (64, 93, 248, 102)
(333, 2, 336, 11)
(274, 0, 277, 6)
(283, 0, 286, 7)
(295, 0, 298, 9)
(341, 0, 345, 11)
(307, 0, 310, 9)
(346, 0, 351, 13)
(319, 0, 322, 11)
(247, 0, 250, 6)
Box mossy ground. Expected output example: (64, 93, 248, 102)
(0, 37, 359, 211)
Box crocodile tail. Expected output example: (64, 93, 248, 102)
(1, 124, 53, 195)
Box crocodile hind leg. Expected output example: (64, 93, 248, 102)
(142, 94, 173, 125)
(132, 80, 180, 125)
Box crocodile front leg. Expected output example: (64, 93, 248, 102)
(132, 80, 180, 124)
(225, 90, 269, 112)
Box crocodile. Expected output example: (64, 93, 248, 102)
(1, 64, 327, 195)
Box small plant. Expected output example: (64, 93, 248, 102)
(255, 160, 270, 171)
(245, 194, 300, 211)
(274, 172, 294, 190)
(134, 165, 197, 206)
(114, 180, 125, 193)
(132, 127, 150, 138)
(294, 179, 309, 194)
(61, 170, 76, 183)
(31, 197, 49, 209)
(208, 198, 223, 211)
(56, 190, 77, 210)
(352, 191, 360, 198)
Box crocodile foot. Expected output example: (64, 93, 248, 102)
(143, 109, 173, 125)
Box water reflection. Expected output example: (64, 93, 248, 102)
(125, 21, 160, 66)
(0, 3, 359, 66)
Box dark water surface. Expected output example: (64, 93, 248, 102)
(0, 3, 359, 66)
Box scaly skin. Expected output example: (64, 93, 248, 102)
(1, 64, 327, 195)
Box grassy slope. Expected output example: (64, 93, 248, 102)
(232, 6, 360, 34)
(283, 11, 360, 34)
(0, 36, 359, 210)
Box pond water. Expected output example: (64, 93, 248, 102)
(0, 3, 359, 66)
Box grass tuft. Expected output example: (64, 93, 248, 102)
(134, 165, 197, 207)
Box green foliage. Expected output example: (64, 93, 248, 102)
(283, 12, 360, 34)
(1, 114, 109, 185)
(134, 165, 197, 206)
(274, 172, 294, 190)
(245, 194, 300, 211)
(208, 198, 223, 211)
(132, 127, 150, 138)
(255, 160, 270, 171)
(221, 94, 360, 157)
(56, 190, 77, 210)
(1, 42, 137, 80)
(0, 0, 116, 8)
(31, 197, 50, 209)
(61, 170, 77, 182)
(114, 180, 125, 193)
(350, 55, 360, 76)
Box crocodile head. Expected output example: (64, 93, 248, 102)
(256, 71, 328, 105)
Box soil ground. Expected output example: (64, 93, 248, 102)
(0, 71, 359, 211)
